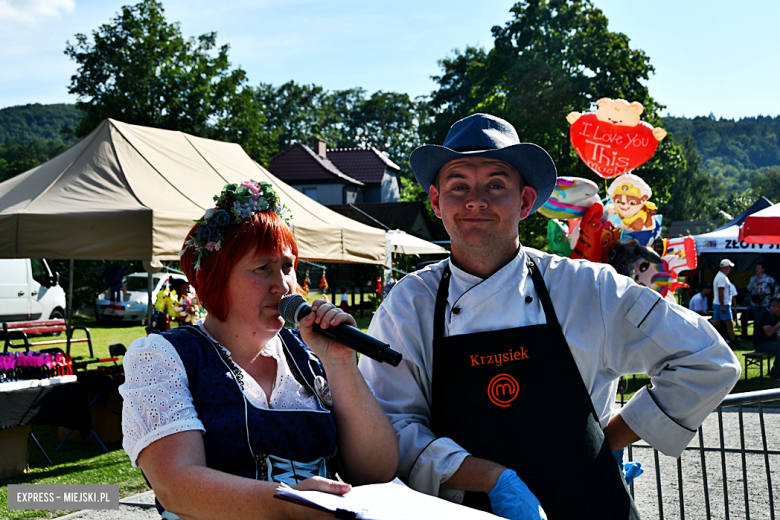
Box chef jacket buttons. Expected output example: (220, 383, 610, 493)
(452, 307, 461, 315)
(525, 296, 533, 304)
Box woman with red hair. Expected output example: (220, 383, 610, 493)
(119, 181, 398, 519)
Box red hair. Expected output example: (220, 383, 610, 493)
(180, 211, 301, 322)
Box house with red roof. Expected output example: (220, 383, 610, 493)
(268, 139, 401, 205)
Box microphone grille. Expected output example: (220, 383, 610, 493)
(279, 294, 306, 324)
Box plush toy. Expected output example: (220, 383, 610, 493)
(607, 174, 657, 232)
(567, 98, 667, 178)
(539, 177, 602, 220)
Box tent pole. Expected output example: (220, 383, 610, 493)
(67, 259, 74, 328)
(147, 272, 153, 330)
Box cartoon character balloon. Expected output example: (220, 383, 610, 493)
(606, 174, 657, 232)
(567, 98, 668, 178)
(570, 202, 605, 262)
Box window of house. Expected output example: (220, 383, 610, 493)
(303, 187, 318, 201)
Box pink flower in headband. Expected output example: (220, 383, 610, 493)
(240, 181, 262, 200)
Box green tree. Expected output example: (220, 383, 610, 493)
(422, 0, 685, 248)
(256, 81, 334, 153)
(0, 136, 70, 182)
(65, 0, 274, 163)
(658, 136, 719, 225)
(751, 166, 780, 203)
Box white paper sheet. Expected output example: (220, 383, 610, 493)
(275, 478, 499, 519)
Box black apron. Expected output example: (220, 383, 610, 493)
(430, 256, 639, 519)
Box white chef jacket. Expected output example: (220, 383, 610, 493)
(358, 247, 741, 501)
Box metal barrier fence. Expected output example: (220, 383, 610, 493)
(625, 388, 780, 520)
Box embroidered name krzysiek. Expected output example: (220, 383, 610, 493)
(470, 347, 529, 367)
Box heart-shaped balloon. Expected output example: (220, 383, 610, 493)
(570, 113, 658, 178)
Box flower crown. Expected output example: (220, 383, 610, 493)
(180, 180, 292, 270)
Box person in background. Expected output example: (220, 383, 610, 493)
(339, 286, 350, 313)
(748, 263, 778, 331)
(102, 263, 126, 303)
(688, 284, 711, 316)
(712, 259, 737, 348)
(752, 298, 780, 379)
(120, 181, 398, 520)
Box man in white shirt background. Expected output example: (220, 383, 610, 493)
(688, 284, 711, 316)
(712, 259, 737, 347)
(358, 113, 740, 520)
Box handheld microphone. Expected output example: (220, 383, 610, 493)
(279, 294, 402, 367)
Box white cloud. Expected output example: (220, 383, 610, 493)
(0, 0, 76, 25)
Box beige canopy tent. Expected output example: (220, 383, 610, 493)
(0, 118, 386, 264)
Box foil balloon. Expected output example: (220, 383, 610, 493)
(608, 239, 662, 278)
(566, 98, 668, 179)
(607, 174, 657, 232)
(571, 201, 605, 262)
(635, 255, 687, 303)
(635, 258, 674, 298)
(539, 176, 601, 219)
(547, 219, 572, 257)
(620, 216, 663, 246)
(662, 236, 698, 276)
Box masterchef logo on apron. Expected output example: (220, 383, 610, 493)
(487, 373, 519, 407)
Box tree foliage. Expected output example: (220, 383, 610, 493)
(64, 0, 274, 163)
(0, 136, 70, 182)
(751, 166, 780, 203)
(421, 0, 685, 247)
(257, 84, 420, 159)
(257, 82, 421, 178)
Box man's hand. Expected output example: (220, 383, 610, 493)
(488, 469, 547, 520)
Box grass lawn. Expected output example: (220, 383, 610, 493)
(0, 424, 146, 520)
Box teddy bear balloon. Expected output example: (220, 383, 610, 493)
(567, 98, 667, 179)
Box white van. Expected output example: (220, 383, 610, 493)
(0, 258, 67, 323)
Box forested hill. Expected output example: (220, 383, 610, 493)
(2, 103, 777, 171)
(0, 103, 81, 146)
(662, 115, 780, 170)
(0, 103, 81, 182)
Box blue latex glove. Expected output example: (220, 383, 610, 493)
(612, 449, 644, 486)
(488, 469, 547, 520)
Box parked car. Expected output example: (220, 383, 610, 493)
(94, 272, 187, 324)
(0, 258, 66, 323)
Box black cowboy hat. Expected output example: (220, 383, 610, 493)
(410, 113, 557, 215)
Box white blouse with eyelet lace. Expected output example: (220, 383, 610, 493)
(119, 321, 319, 468)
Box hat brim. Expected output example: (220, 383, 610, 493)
(409, 143, 557, 215)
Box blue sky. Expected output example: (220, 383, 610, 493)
(1, 0, 778, 119)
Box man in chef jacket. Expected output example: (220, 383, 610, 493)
(358, 113, 740, 520)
